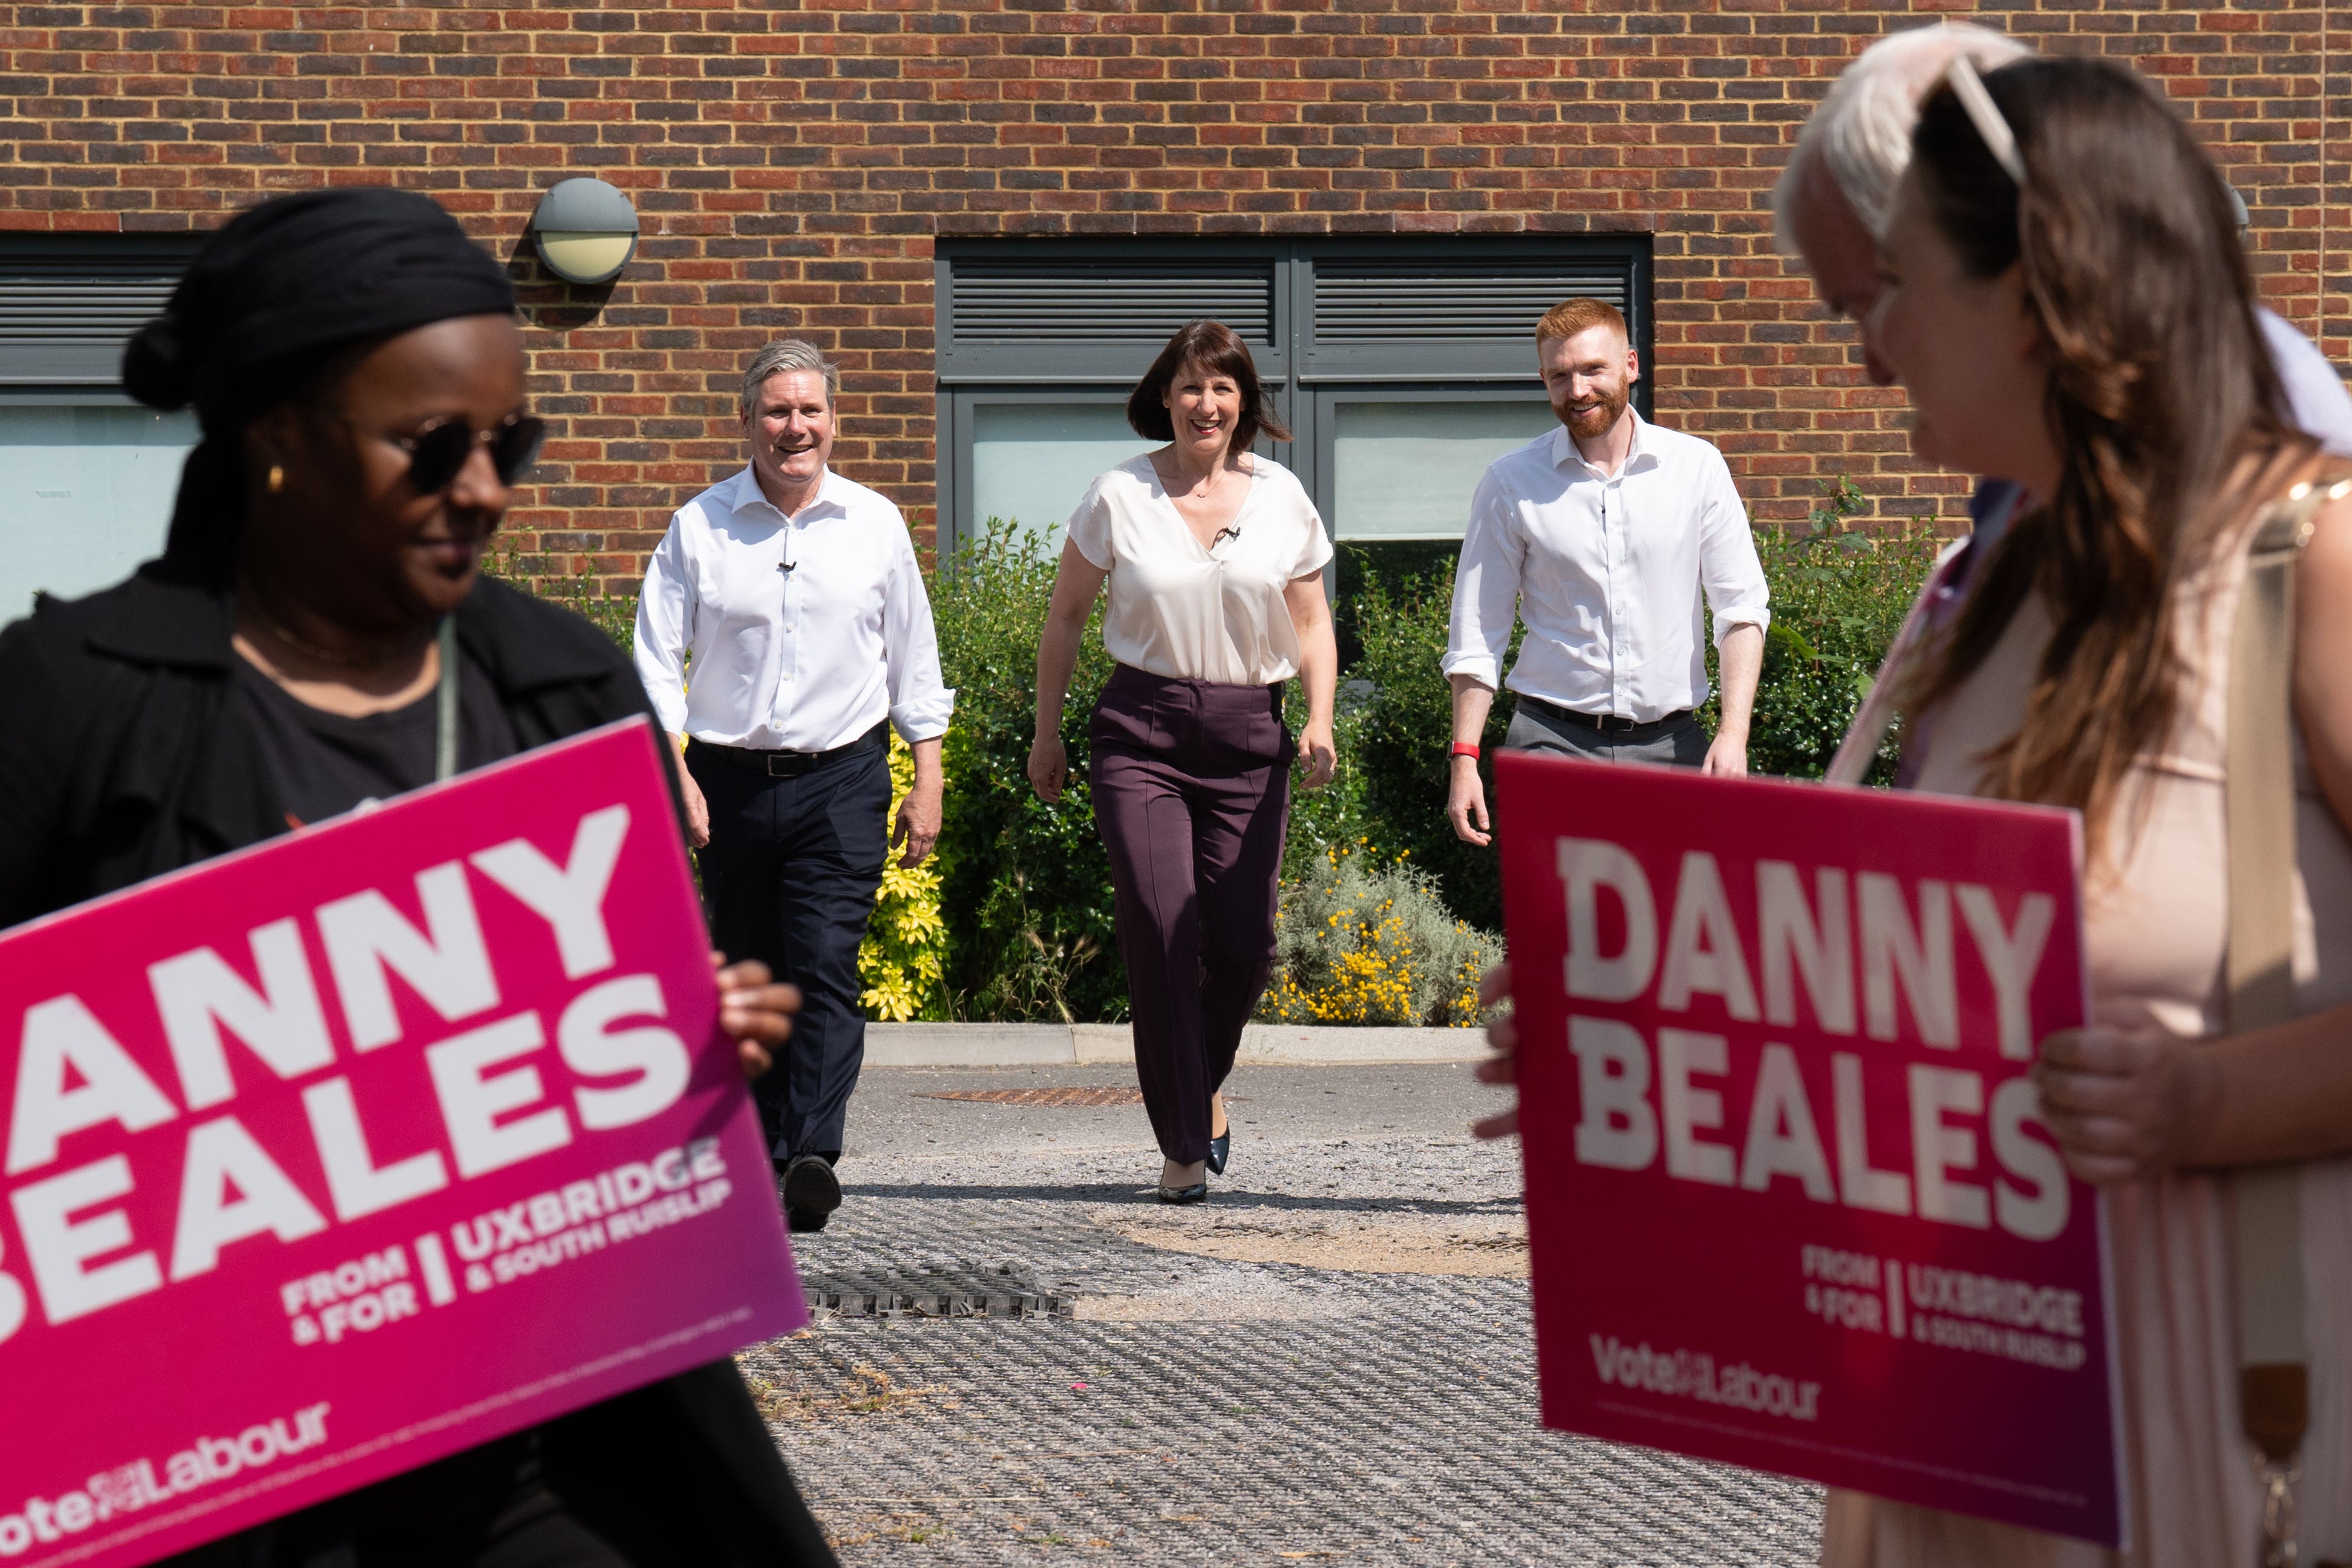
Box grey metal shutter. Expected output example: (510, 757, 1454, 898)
(936, 251, 1283, 383)
(0, 235, 202, 388)
(1303, 254, 1640, 381)
(1312, 263, 1628, 342)
(949, 261, 1274, 344)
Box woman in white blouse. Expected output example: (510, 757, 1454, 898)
(1028, 320, 1338, 1203)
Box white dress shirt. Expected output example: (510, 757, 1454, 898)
(1443, 411, 1769, 724)
(633, 465, 955, 752)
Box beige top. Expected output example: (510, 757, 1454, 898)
(1823, 515, 2352, 1564)
(1067, 454, 1334, 687)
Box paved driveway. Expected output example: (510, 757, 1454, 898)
(740, 1061, 1823, 1566)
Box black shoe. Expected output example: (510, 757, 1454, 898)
(782, 1155, 842, 1221)
(1206, 1130, 1230, 1177)
(1155, 1183, 1208, 1204)
(788, 1207, 830, 1234)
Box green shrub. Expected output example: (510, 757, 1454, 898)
(927, 518, 1126, 1022)
(1714, 479, 1941, 783)
(1258, 844, 1501, 1027)
(1334, 554, 1517, 933)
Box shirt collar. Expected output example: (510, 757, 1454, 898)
(729, 463, 843, 523)
(1552, 408, 1654, 478)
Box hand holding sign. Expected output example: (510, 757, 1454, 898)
(713, 956, 799, 1082)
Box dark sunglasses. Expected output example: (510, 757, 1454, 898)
(325, 410, 547, 493)
(394, 413, 547, 492)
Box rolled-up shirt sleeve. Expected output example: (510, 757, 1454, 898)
(632, 518, 696, 735)
(1441, 467, 1523, 690)
(1696, 453, 1769, 644)
(882, 532, 955, 743)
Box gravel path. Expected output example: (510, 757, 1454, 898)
(739, 1063, 1823, 1565)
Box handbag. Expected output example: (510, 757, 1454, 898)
(2223, 454, 2345, 1568)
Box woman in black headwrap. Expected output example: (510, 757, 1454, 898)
(0, 189, 837, 1566)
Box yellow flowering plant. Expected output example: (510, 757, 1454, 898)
(1257, 839, 1501, 1027)
(857, 733, 950, 1021)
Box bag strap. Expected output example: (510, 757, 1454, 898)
(2224, 462, 2341, 1566)
(434, 615, 460, 784)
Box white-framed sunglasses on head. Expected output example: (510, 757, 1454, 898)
(1945, 54, 2027, 186)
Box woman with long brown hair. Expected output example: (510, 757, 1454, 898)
(1818, 55, 2352, 1566)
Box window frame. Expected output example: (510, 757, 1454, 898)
(1302, 383, 1564, 546)
(933, 234, 1653, 554)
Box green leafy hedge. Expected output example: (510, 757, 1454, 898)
(927, 521, 1127, 1023)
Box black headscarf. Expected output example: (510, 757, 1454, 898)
(123, 188, 517, 570)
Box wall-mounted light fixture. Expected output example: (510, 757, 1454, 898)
(528, 177, 639, 286)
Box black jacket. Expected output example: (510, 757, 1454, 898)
(0, 560, 834, 1567)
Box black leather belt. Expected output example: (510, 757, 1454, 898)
(693, 720, 888, 778)
(1518, 694, 1694, 737)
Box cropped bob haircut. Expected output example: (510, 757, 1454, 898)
(1125, 320, 1292, 452)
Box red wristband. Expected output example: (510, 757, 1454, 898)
(1450, 742, 1481, 760)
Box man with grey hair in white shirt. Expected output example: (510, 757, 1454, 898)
(635, 338, 953, 1234)
(1443, 296, 1770, 847)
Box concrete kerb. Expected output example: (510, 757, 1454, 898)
(862, 1022, 1488, 1069)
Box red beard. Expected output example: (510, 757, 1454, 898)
(1564, 384, 1628, 440)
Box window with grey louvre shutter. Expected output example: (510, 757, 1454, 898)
(1302, 255, 1641, 382)
(0, 235, 202, 388)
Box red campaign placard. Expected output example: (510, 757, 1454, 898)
(1495, 751, 2123, 1546)
(0, 717, 807, 1567)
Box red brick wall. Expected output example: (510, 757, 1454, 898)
(1, 1, 2340, 587)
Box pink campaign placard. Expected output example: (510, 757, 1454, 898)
(1495, 752, 2123, 1545)
(0, 717, 807, 1567)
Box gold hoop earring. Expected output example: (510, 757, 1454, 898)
(267, 464, 285, 494)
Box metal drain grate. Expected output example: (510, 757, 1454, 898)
(918, 1086, 1145, 1106)
(800, 1262, 1077, 1319)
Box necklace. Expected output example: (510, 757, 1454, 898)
(240, 593, 428, 673)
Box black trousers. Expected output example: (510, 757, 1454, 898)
(688, 739, 891, 1165)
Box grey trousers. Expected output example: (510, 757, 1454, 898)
(1503, 702, 1710, 766)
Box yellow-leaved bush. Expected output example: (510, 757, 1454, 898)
(1256, 841, 1501, 1028)
(857, 732, 949, 1021)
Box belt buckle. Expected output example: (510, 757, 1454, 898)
(765, 752, 799, 777)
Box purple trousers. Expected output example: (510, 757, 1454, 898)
(1089, 665, 1294, 1165)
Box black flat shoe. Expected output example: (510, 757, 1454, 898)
(1155, 1183, 1208, 1204)
(1206, 1131, 1230, 1177)
(787, 1207, 830, 1234)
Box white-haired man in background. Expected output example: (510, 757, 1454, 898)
(1772, 21, 2352, 783)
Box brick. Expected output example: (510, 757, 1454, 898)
(1, 0, 2334, 573)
